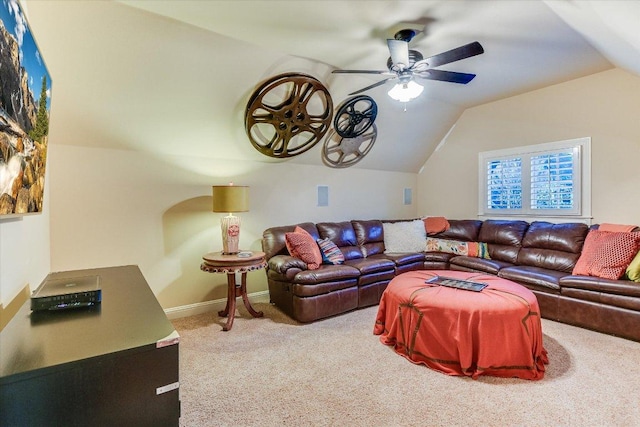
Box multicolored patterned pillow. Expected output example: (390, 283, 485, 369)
(573, 230, 640, 280)
(284, 226, 322, 270)
(317, 238, 345, 265)
(426, 238, 490, 259)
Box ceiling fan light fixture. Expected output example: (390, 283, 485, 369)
(387, 80, 424, 102)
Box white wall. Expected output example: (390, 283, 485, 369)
(418, 68, 640, 225)
(0, 177, 50, 308)
(48, 143, 417, 310)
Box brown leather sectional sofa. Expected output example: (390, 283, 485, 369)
(262, 219, 640, 342)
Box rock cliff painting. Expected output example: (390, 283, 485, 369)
(0, 0, 51, 217)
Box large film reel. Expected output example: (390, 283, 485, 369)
(245, 73, 333, 158)
(333, 95, 377, 138)
(322, 124, 377, 168)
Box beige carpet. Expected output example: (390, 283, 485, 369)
(172, 302, 640, 427)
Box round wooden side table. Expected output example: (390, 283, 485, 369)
(200, 251, 267, 331)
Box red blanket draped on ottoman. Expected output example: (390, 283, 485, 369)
(374, 270, 548, 380)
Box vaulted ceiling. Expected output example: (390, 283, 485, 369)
(26, 1, 640, 172)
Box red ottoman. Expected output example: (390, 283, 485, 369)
(374, 270, 548, 380)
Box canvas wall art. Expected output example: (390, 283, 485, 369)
(0, 0, 52, 217)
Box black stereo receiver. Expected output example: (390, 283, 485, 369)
(31, 275, 102, 311)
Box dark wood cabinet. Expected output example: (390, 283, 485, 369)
(0, 265, 180, 426)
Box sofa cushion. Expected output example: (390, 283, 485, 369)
(351, 220, 385, 257)
(498, 266, 566, 291)
(433, 219, 482, 241)
(285, 226, 323, 270)
(370, 252, 425, 267)
(517, 221, 589, 273)
(522, 221, 588, 253)
(344, 257, 395, 275)
(560, 275, 640, 298)
(317, 238, 345, 265)
(317, 221, 363, 260)
(572, 230, 640, 280)
(449, 256, 514, 275)
(382, 220, 426, 253)
(478, 220, 529, 264)
(424, 252, 455, 263)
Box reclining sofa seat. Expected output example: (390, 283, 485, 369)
(498, 221, 589, 319)
(557, 271, 640, 339)
(554, 224, 640, 339)
(448, 220, 530, 275)
(424, 220, 483, 269)
(354, 219, 425, 274)
(262, 222, 358, 323)
(317, 221, 396, 308)
(262, 221, 398, 323)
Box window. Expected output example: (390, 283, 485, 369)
(487, 157, 522, 210)
(479, 138, 591, 219)
(530, 149, 576, 211)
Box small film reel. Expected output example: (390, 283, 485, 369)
(322, 124, 377, 168)
(333, 95, 377, 138)
(245, 73, 333, 158)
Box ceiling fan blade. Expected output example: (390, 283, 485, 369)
(348, 77, 397, 95)
(387, 39, 410, 68)
(417, 41, 484, 68)
(332, 69, 392, 75)
(416, 69, 477, 84)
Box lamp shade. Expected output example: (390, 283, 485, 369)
(212, 185, 249, 213)
(387, 80, 424, 102)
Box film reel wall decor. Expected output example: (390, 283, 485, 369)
(322, 124, 378, 168)
(245, 73, 333, 158)
(333, 95, 377, 138)
(322, 96, 379, 168)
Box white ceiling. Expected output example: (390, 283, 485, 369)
(25, 1, 640, 173)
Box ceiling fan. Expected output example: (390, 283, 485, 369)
(332, 29, 484, 97)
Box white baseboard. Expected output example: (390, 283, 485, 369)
(164, 290, 271, 320)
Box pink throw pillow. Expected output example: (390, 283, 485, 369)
(285, 226, 322, 270)
(423, 216, 450, 235)
(572, 230, 640, 280)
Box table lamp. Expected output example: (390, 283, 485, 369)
(212, 184, 249, 254)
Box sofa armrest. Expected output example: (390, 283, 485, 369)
(268, 254, 307, 274)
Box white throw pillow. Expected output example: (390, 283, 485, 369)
(383, 220, 426, 253)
